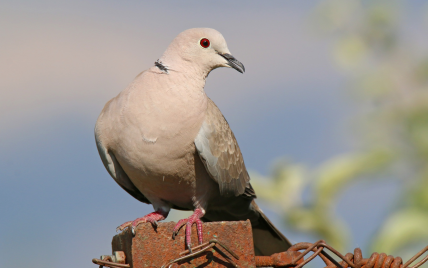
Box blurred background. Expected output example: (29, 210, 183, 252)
(1, 1, 428, 267)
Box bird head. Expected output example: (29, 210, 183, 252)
(159, 28, 245, 76)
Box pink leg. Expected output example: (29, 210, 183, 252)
(116, 209, 169, 235)
(172, 208, 205, 252)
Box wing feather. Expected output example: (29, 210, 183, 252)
(95, 135, 151, 204)
(195, 98, 254, 197)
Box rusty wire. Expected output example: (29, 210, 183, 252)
(92, 256, 130, 268)
(159, 239, 428, 268)
(92, 238, 428, 268)
(161, 239, 240, 268)
(163, 239, 428, 268)
(285, 240, 428, 268)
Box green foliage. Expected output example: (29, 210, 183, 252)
(255, 0, 428, 263)
(252, 150, 391, 251)
(371, 209, 428, 255)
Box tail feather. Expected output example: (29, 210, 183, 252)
(202, 200, 292, 256)
(251, 201, 292, 256)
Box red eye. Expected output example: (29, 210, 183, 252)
(200, 38, 210, 48)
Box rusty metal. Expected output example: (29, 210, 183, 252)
(99, 251, 127, 264)
(111, 220, 256, 267)
(92, 255, 130, 268)
(179, 239, 240, 259)
(92, 220, 428, 268)
(403, 245, 428, 268)
(254, 250, 303, 267)
(288, 240, 353, 268)
(93, 251, 128, 268)
(162, 241, 217, 268)
(162, 239, 240, 268)
(285, 240, 428, 268)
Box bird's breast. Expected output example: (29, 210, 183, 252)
(105, 72, 208, 204)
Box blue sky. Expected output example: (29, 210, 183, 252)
(1, 1, 426, 267)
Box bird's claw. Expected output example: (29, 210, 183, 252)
(116, 221, 132, 233)
(116, 210, 168, 235)
(172, 208, 205, 252)
(172, 219, 187, 240)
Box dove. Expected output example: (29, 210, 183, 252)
(95, 28, 292, 255)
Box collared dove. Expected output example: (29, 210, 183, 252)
(95, 28, 292, 255)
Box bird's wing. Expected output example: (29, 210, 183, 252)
(95, 136, 151, 204)
(195, 98, 255, 197)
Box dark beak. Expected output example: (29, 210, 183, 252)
(219, 53, 245, 73)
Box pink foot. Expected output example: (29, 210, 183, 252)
(116, 209, 169, 235)
(172, 208, 205, 252)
